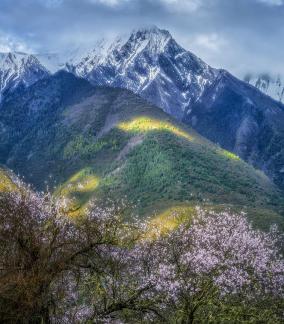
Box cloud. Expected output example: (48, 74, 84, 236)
(256, 0, 284, 5)
(0, 0, 284, 77)
(193, 33, 225, 52)
(0, 32, 31, 53)
(158, 0, 202, 12)
(38, 0, 64, 8)
(87, 0, 129, 7)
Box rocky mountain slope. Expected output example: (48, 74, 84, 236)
(0, 71, 283, 225)
(184, 70, 284, 190)
(37, 27, 218, 120)
(0, 52, 49, 100)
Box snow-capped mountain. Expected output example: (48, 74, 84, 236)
(0, 52, 49, 100)
(34, 27, 218, 120)
(244, 73, 284, 103)
(59, 27, 218, 119)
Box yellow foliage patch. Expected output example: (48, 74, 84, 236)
(0, 170, 17, 192)
(219, 149, 240, 161)
(56, 168, 100, 217)
(145, 205, 195, 239)
(118, 117, 195, 142)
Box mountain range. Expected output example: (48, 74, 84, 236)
(0, 26, 284, 227)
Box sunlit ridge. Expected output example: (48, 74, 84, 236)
(118, 117, 195, 142)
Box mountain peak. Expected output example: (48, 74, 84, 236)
(0, 51, 48, 71)
(131, 25, 171, 38)
(0, 51, 49, 98)
(128, 26, 172, 53)
(0, 51, 35, 66)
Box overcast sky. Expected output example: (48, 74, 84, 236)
(0, 0, 283, 77)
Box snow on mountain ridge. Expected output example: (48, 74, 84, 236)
(244, 73, 284, 103)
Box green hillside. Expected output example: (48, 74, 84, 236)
(57, 99, 284, 228)
(1, 72, 284, 229)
